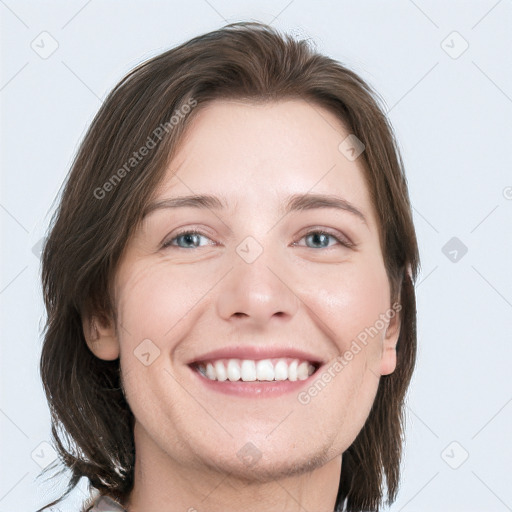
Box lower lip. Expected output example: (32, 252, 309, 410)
(189, 365, 322, 397)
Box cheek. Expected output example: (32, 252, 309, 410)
(114, 259, 209, 423)
(304, 260, 389, 347)
(115, 258, 211, 346)
(289, 263, 389, 451)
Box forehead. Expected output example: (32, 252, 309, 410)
(152, 99, 376, 226)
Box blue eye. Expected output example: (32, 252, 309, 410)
(297, 230, 353, 249)
(162, 230, 213, 249)
(302, 231, 341, 249)
(162, 229, 352, 250)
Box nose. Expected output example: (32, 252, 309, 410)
(216, 249, 299, 328)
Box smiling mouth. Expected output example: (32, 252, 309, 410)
(190, 357, 321, 382)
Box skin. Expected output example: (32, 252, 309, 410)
(83, 99, 400, 512)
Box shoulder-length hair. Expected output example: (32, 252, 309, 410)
(38, 21, 420, 512)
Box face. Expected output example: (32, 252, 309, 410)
(89, 99, 399, 482)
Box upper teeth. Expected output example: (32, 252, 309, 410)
(196, 358, 316, 382)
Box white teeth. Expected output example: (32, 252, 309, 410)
(206, 362, 216, 380)
(227, 359, 241, 381)
(274, 360, 288, 381)
(288, 360, 298, 381)
(256, 359, 274, 381)
(214, 360, 227, 381)
(297, 361, 310, 381)
(196, 358, 317, 382)
(241, 360, 256, 381)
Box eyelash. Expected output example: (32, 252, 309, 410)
(162, 228, 354, 250)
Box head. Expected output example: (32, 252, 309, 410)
(39, 22, 419, 512)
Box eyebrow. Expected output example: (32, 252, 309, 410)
(143, 193, 368, 225)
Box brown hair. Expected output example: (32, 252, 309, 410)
(37, 21, 420, 512)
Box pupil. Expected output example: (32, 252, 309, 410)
(182, 234, 198, 247)
(312, 233, 327, 247)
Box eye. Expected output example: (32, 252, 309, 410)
(162, 228, 354, 250)
(294, 230, 354, 249)
(162, 229, 214, 249)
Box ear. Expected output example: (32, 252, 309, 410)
(81, 307, 120, 361)
(380, 303, 401, 376)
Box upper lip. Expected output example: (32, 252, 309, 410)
(187, 346, 325, 365)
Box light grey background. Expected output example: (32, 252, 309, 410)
(1, 1, 511, 511)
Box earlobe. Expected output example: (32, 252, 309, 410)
(82, 311, 120, 361)
(380, 345, 397, 376)
(380, 305, 401, 376)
